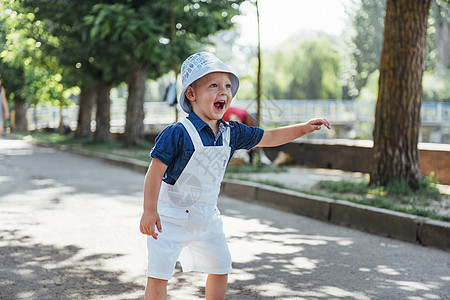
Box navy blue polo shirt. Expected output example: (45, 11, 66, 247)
(150, 112, 264, 185)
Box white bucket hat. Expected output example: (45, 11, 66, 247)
(179, 52, 239, 113)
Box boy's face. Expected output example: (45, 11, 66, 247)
(185, 72, 233, 124)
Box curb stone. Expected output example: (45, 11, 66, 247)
(221, 179, 450, 252)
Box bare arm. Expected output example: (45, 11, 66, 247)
(139, 157, 168, 239)
(256, 118, 331, 147)
(1, 87, 9, 120)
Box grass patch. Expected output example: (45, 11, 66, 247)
(316, 176, 448, 222)
(226, 165, 286, 174)
(317, 180, 369, 195)
(227, 175, 449, 222)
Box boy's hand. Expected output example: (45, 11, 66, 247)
(140, 211, 162, 240)
(304, 118, 331, 133)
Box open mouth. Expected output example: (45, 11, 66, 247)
(214, 100, 226, 111)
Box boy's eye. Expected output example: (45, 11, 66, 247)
(210, 83, 218, 88)
(226, 84, 232, 89)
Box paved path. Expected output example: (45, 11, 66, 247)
(0, 138, 449, 300)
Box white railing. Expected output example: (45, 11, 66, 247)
(26, 100, 450, 131)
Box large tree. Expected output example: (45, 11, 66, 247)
(370, 0, 433, 188)
(18, 0, 127, 141)
(87, 0, 245, 146)
(347, 0, 449, 99)
(0, 2, 70, 132)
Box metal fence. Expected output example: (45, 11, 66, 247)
(26, 100, 450, 142)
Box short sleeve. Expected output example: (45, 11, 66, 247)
(150, 123, 184, 166)
(229, 121, 264, 151)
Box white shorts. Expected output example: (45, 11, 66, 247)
(146, 210, 232, 280)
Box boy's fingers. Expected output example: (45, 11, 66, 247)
(149, 224, 160, 240)
(317, 118, 331, 129)
(156, 219, 163, 233)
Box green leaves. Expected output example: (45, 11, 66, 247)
(261, 39, 343, 100)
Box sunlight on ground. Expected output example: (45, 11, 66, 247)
(389, 280, 437, 292)
(222, 215, 354, 265)
(376, 265, 401, 276)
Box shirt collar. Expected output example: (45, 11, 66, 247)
(187, 112, 231, 132)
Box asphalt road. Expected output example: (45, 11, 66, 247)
(0, 138, 449, 300)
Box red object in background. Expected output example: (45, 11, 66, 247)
(223, 106, 255, 126)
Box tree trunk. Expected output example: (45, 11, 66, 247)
(370, 0, 432, 188)
(94, 81, 112, 142)
(124, 66, 147, 146)
(13, 99, 28, 132)
(75, 84, 97, 138)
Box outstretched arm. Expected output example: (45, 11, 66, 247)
(255, 118, 331, 147)
(140, 157, 167, 240)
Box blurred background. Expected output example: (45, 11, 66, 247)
(1, 0, 448, 143)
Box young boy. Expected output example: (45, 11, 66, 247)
(140, 52, 330, 299)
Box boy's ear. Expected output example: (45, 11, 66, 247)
(185, 86, 196, 101)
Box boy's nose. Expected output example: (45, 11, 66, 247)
(219, 85, 230, 95)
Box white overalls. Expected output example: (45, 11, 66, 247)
(147, 118, 232, 280)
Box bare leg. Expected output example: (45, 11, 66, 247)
(205, 274, 228, 300)
(145, 277, 168, 300)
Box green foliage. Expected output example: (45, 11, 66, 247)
(226, 165, 286, 174)
(356, 70, 379, 101)
(347, 0, 449, 98)
(346, 0, 386, 97)
(427, 0, 450, 72)
(2, 0, 245, 128)
(317, 180, 368, 195)
(417, 173, 443, 200)
(261, 38, 343, 100)
(422, 71, 450, 101)
(85, 0, 245, 77)
(21, 0, 129, 85)
(86, 3, 166, 68)
(0, 1, 71, 107)
(384, 179, 414, 197)
(318, 175, 442, 201)
(357, 69, 450, 102)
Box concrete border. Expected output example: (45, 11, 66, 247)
(221, 179, 450, 252)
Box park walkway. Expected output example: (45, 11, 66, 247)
(0, 137, 449, 299)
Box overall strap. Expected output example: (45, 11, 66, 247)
(222, 124, 230, 148)
(180, 118, 203, 150)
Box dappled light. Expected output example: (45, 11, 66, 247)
(1, 0, 449, 297)
(388, 280, 438, 292)
(1, 139, 449, 299)
(0, 230, 143, 299)
(216, 196, 450, 299)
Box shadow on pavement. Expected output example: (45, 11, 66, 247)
(216, 198, 450, 299)
(0, 229, 143, 300)
(1, 138, 449, 299)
